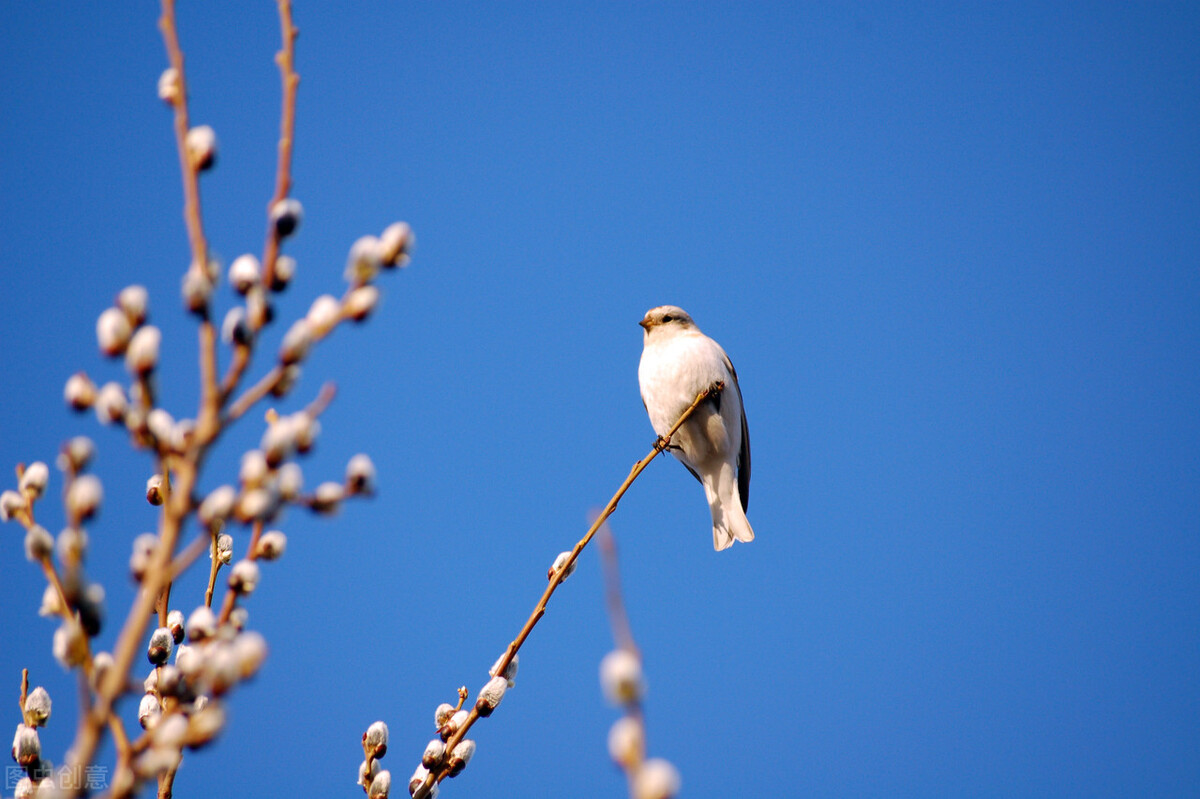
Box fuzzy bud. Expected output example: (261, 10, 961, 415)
(345, 235, 383, 285)
(633, 758, 681, 799)
(549, 550, 577, 581)
(368, 769, 392, 799)
(58, 436, 95, 473)
(344, 285, 381, 322)
(447, 739, 475, 777)
(228, 559, 260, 594)
(215, 533, 234, 565)
(489, 652, 519, 688)
(118, 284, 149, 325)
(238, 450, 269, 489)
(198, 485, 236, 528)
(235, 487, 277, 523)
(434, 703, 456, 728)
(270, 198, 303, 238)
(66, 474, 103, 520)
(270, 254, 296, 291)
(23, 686, 51, 727)
(186, 606, 217, 642)
(409, 765, 431, 797)
(0, 490, 25, 523)
(146, 408, 174, 446)
(12, 724, 41, 767)
(167, 610, 185, 644)
(228, 254, 261, 295)
(56, 527, 88, 564)
(24, 525, 53, 562)
(187, 700, 226, 747)
(182, 269, 214, 313)
(38, 585, 64, 618)
(379, 221, 414, 267)
(148, 626, 174, 666)
(129, 533, 158, 581)
(276, 462, 303, 500)
(364, 720, 388, 758)
(421, 739, 446, 769)
(439, 709, 469, 742)
(146, 474, 165, 506)
(600, 649, 645, 706)
(126, 325, 162, 375)
(279, 319, 313, 365)
(232, 631, 267, 679)
(306, 294, 341, 337)
(157, 68, 180, 103)
(271, 364, 300, 398)
(53, 621, 88, 668)
(474, 675, 507, 717)
(221, 307, 252, 346)
(94, 382, 128, 425)
(255, 530, 287, 560)
(97, 307, 133, 356)
(18, 462, 49, 499)
(345, 454, 376, 495)
(228, 606, 249, 631)
(358, 758, 380, 789)
(186, 124, 218, 170)
(608, 717, 644, 767)
(312, 481, 343, 514)
(64, 372, 97, 410)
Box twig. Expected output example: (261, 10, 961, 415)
(260, 0, 299, 292)
(412, 383, 721, 799)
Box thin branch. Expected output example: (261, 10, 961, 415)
(598, 522, 639, 659)
(413, 383, 721, 799)
(260, 0, 299, 292)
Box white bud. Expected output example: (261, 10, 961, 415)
(170, 419, 194, 453)
(167, 609, 185, 644)
(91, 382, 125, 426)
(271, 364, 300, 398)
(12, 724, 41, 767)
(57, 437, 94, 474)
(228, 254, 261, 294)
(345, 235, 383, 285)
(236, 486, 278, 523)
(232, 630, 267, 679)
(312, 481, 343, 514)
(255, 530, 287, 560)
(276, 462, 303, 500)
(550, 550, 577, 581)
(270, 198, 303, 238)
(0, 489, 25, 522)
(118, 284, 149, 325)
(344, 285, 380, 321)
(489, 652, 519, 688)
(23, 686, 52, 726)
(182, 269, 214, 313)
(434, 703, 456, 728)
(55, 526, 88, 563)
(600, 649, 645, 706)
(66, 474, 103, 520)
(97, 307, 133, 356)
(15, 777, 34, 799)
(261, 421, 295, 467)
(345, 453, 376, 494)
(148, 626, 174, 666)
(64, 372, 97, 410)
(447, 739, 475, 776)
(214, 533, 234, 565)
(270, 254, 296, 291)
(39, 584, 64, 618)
(198, 485, 236, 527)
(19, 462, 49, 498)
(228, 606, 249, 631)
(154, 713, 188, 748)
(368, 769, 391, 799)
(24, 525, 53, 562)
(633, 758, 681, 799)
(293, 413, 320, 452)
(126, 325, 162, 375)
(607, 717, 644, 767)
(53, 621, 88, 668)
(421, 739, 446, 769)
(409, 765, 431, 797)
(157, 68, 180, 103)
(228, 559, 260, 594)
(186, 124, 217, 170)
(358, 758, 380, 789)
(173, 644, 201, 681)
(146, 408, 175, 445)
(146, 474, 165, 506)
(279, 319, 313, 364)
(364, 720, 389, 758)
(187, 699, 226, 746)
(379, 221, 414, 267)
(306, 294, 341, 337)
(130, 532, 158, 580)
(441, 709, 469, 741)
(186, 606, 217, 642)
(221, 307, 252, 346)
(474, 675, 507, 717)
(236, 450, 268, 488)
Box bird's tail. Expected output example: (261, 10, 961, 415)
(704, 462, 755, 551)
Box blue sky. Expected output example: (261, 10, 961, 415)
(1, 3, 1198, 797)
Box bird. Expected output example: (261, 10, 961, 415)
(638, 305, 754, 550)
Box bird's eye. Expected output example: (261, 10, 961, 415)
(662, 314, 673, 322)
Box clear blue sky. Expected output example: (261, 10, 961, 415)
(1, 3, 1198, 797)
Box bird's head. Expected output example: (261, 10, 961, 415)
(639, 305, 696, 336)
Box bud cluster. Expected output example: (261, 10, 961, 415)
(358, 721, 393, 798)
(600, 647, 681, 798)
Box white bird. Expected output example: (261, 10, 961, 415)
(638, 305, 754, 550)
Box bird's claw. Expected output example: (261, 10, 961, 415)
(708, 380, 725, 396)
(653, 435, 671, 454)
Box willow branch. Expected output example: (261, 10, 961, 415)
(412, 382, 721, 799)
(260, 0, 299, 292)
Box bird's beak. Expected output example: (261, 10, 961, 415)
(638, 319, 651, 330)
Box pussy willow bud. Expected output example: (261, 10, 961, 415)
(126, 325, 162, 375)
(607, 717, 644, 767)
(600, 649, 645, 706)
(157, 68, 180, 103)
(221, 307, 252, 346)
(439, 710, 469, 742)
(379, 221, 414, 267)
(94, 382, 127, 425)
(280, 319, 313, 364)
(421, 739, 446, 769)
(12, 724, 41, 767)
(358, 758, 380, 789)
(255, 530, 287, 560)
(186, 606, 217, 642)
(409, 765, 431, 797)
(0, 490, 25, 523)
(118, 284, 149, 325)
(345, 453, 376, 495)
(59, 436, 95, 473)
(312, 482, 343, 514)
(66, 474, 103, 520)
(270, 198, 303, 238)
(368, 769, 392, 799)
(56, 527, 88, 564)
(167, 610, 185, 644)
(130, 533, 158, 581)
(447, 739, 475, 777)
(228, 606, 249, 631)
(306, 294, 341, 337)
(25, 525, 53, 562)
(344, 285, 380, 321)
(39, 585, 64, 618)
(235, 487, 278, 523)
(633, 758, 681, 799)
(549, 550, 577, 581)
(23, 686, 51, 727)
(277, 462, 303, 500)
(64, 372, 97, 410)
(148, 627, 173, 666)
(19, 461, 49, 498)
(364, 720, 388, 758)
(228, 254, 261, 295)
(53, 620, 88, 668)
(271, 364, 300, 398)
(182, 269, 214, 314)
(187, 699, 226, 747)
(215, 533, 233, 565)
(154, 713, 188, 749)
(228, 559, 260, 594)
(475, 676, 507, 717)
(146, 474, 165, 506)
(270, 254, 296, 291)
(489, 652, 519, 688)
(434, 703, 455, 728)
(294, 413, 319, 452)
(146, 408, 174, 445)
(97, 307, 133, 356)
(198, 485, 236, 528)
(186, 124, 217, 170)
(238, 450, 268, 489)
(233, 631, 267, 679)
(345, 235, 383, 285)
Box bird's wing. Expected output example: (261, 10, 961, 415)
(723, 352, 751, 512)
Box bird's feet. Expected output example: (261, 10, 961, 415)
(653, 435, 671, 454)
